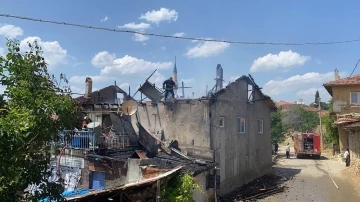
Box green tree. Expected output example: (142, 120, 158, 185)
(282, 106, 319, 132)
(0, 39, 78, 201)
(270, 108, 286, 143)
(322, 99, 338, 144)
(315, 90, 320, 106)
(161, 173, 205, 202)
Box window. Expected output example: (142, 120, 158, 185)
(350, 92, 360, 104)
(258, 119, 263, 134)
(237, 117, 245, 133)
(219, 117, 225, 127)
(248, 84, 254, 103)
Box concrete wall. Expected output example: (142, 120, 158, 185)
(349, 131, 360, 165)
(331, 85, 360, 114)
(211, 79, 272, 195)
(193, 170, 214, 202)
(131, 77, 273, 195)
(132, 100, 213, 159)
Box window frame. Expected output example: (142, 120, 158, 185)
(219, 116, 225, 128)
(350, 91, 360, 105)
(237, 117, 246, 134)
(258, 119, 264, 134)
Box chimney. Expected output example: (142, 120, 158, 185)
(335, 69, 340, 80)
(84, 77, 93, 99)
(216, 64, 223, 92)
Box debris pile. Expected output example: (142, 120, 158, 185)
(219, 173, 288, 202)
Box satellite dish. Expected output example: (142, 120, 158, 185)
(121, 99, 138, 115)
(87, 121, 101, 129)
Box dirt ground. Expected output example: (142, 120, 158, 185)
(257, 146, 360, 202)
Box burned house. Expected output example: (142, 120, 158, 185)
(42, 76, 216, 202)
(134, 65, 277, 195)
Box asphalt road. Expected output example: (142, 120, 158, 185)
(259, 146, 360, 202)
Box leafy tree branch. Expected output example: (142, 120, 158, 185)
(0, 39, 79, 201)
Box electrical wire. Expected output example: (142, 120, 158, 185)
(1, 13, 360, 46)
(350, 58, 360, 77)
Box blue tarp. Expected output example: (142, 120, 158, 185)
(38, 189, 90, 202)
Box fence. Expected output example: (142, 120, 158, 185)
(60, 130, 96, 150)
(59, 130, 134, 150)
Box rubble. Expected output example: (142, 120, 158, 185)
(218, 173, 288, 202)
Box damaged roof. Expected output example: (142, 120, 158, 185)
(215, 75, 277, 111)
(323, 74, 360, 96)
(75, 85, 127, 104)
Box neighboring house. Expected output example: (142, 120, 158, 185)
(133, 74, 277, 195)
(323, 71, 360, 164)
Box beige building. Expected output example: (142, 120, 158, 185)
(323, 71, 360, 164)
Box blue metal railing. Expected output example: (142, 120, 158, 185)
(60, 130, 96, 150)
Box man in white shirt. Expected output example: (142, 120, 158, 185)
(285, 143, 290, 159)
(344, 149, 350, 167)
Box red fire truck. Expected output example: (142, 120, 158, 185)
(294, 132, 322, 159)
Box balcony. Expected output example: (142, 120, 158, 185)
(58, 130, 135, 151)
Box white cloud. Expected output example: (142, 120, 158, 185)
(101, 16, 109, 22)
(149, 71, 166, 87)
(91, 51, 116, 68)
(0, 24, 24, 39)
(296, 87, 330, 104)
(120, 83, 130, 89)
(118, 22, 151, 30)
(229, 75, 240, 82)
(263, 71, 347, 97)
(161, 46, 166, 50)
(0, 47, 4, 56)
(181, 78, 195, 84)
(250, 50, 310, 73)
(185, 39, 230, 58)
(139, 8, 178, 24)
(69, 75, 115, 84)
(133, 33, 149, 42)
(89, 52, 172, 76)
(19, 36, 68, 67)
(173, 32, 186, 37)
(316, 59, 322, 65)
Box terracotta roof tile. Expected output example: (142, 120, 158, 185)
(323, 74, 360, 86)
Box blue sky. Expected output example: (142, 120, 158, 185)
(0, 0, 359, 104)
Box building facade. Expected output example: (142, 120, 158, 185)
(132, 75, 276, 195)
(323, 72, 360, 165)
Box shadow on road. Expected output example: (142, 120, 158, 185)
(275, 153, 329, 161)
(219, 167, 302, 202)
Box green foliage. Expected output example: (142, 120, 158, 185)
(0, 39, 79, 201)
(161, 173, 206, 202)
(282, 105, 319, 132)
(322, 99, 339, 144)
(270, 108, 286, 143)
(315, 90, 320, 104)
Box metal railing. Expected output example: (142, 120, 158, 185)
(97, 133, 132, 149)
(58, 130, 134, 150)
(60, 130, 96, 150)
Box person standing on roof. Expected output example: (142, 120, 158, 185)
(163, 77, 177, 101)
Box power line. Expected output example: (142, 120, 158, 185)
(1, 13, 360, 46)
(350, 58, 360, 77)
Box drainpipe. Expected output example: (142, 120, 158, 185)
(156, 180, 161, 202)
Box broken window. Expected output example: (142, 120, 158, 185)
(248, 84, 254, 103)
(258, 119, 263, 134)
(237, 117, 245, 133)
(350, 92, 360, 104)
(219, 117, 225, 128)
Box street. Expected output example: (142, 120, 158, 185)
(259, 146, 360, 202)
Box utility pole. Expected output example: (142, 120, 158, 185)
(318, 97, 323, 151)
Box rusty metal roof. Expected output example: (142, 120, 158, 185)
(65, 166, 183, 201)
